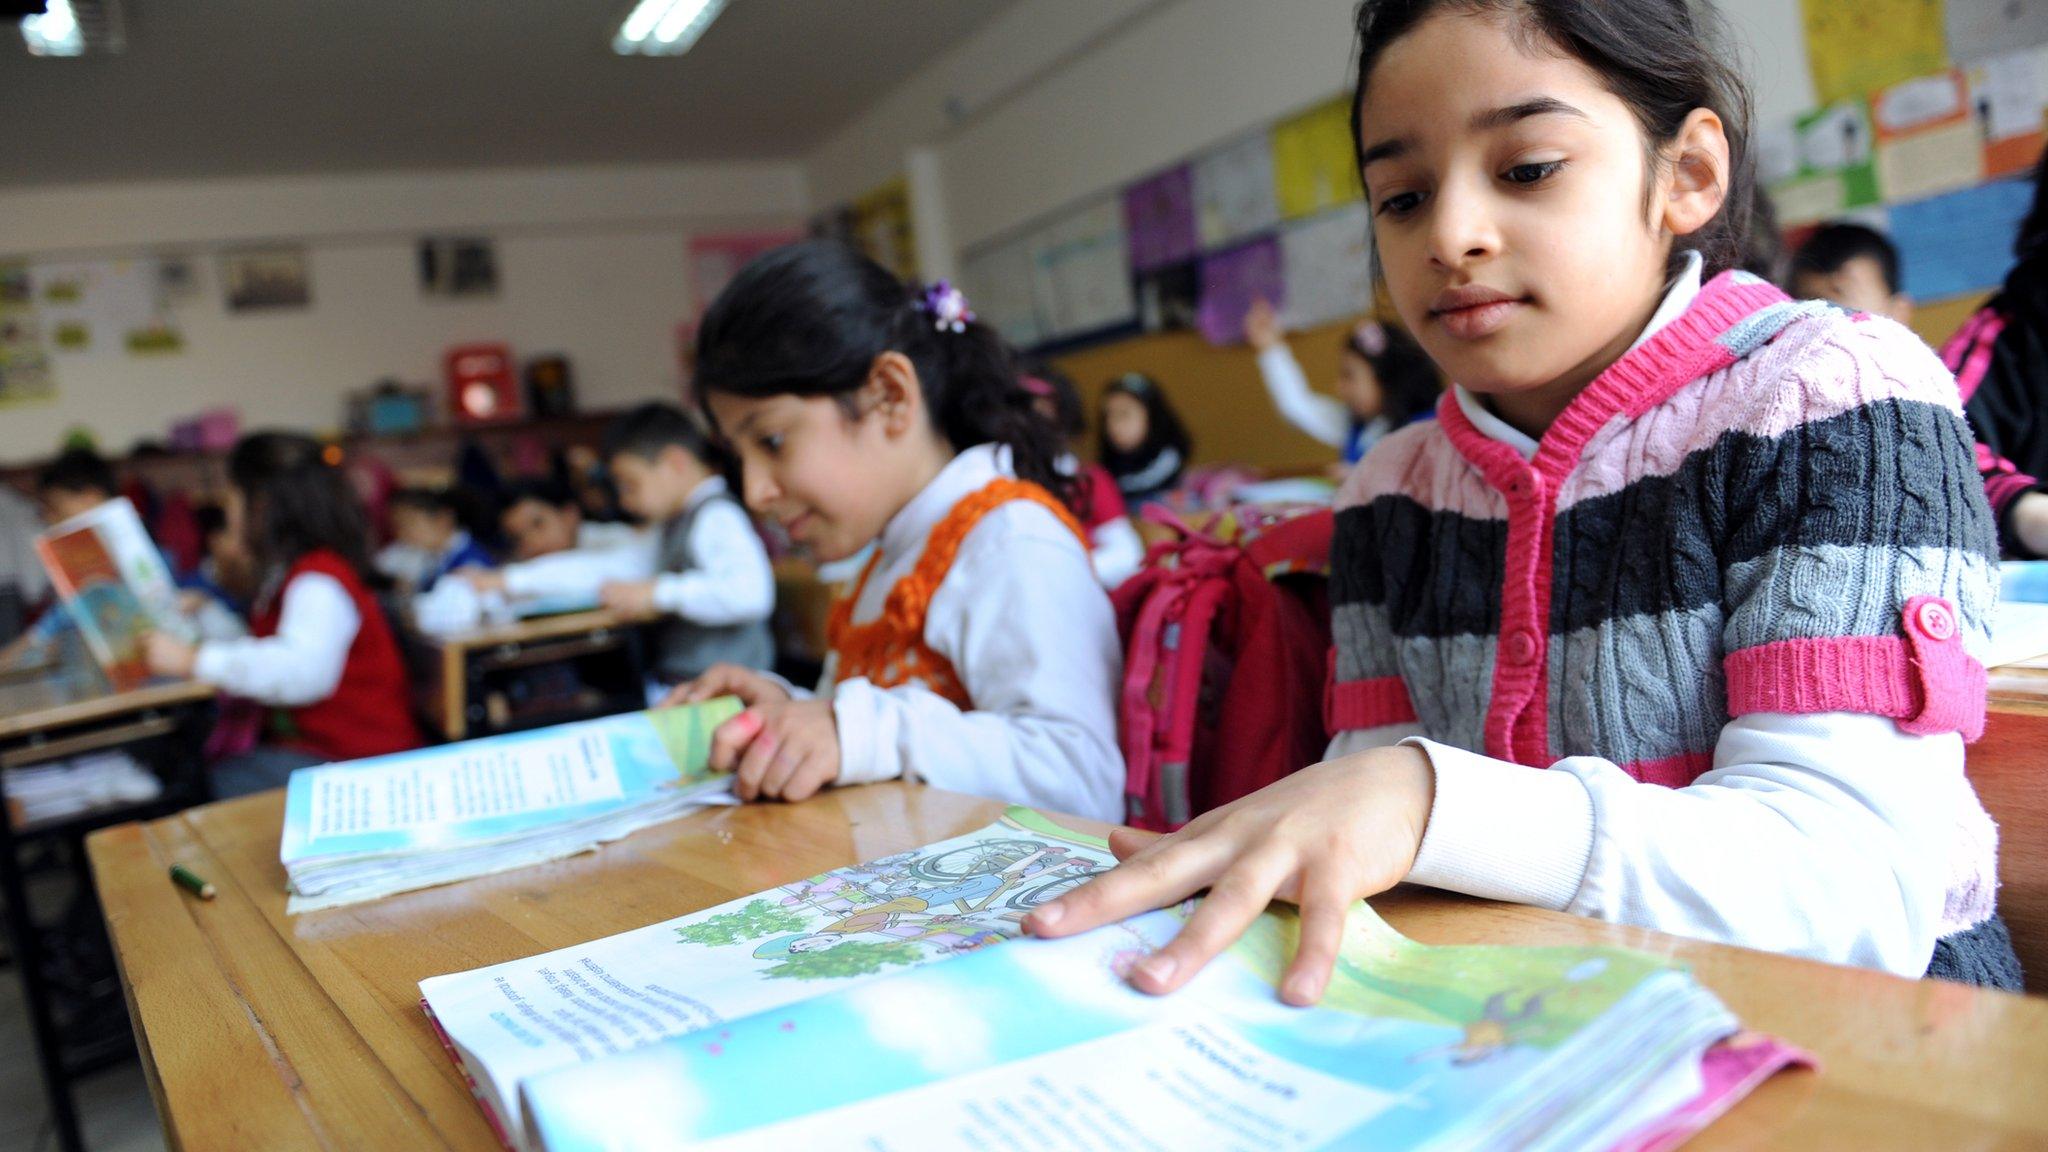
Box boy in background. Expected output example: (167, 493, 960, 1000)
(1792, 220, 2048, 556)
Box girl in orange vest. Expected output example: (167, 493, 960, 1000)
(662, 241, 1123, 823)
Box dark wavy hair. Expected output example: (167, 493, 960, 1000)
(692, 240, 1062, 493)
(1096, 372, 1192, 477)
(1343, 320, 1443, 426)
(227, 432, 379, 588)
(1350, 0, 1755, 277)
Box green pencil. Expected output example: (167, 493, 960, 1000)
(170, 864, 216, 900)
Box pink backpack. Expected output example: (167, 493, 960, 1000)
(1111, 504, 1334, 832)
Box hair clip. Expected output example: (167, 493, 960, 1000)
(1019, 375, 1055, 399)
(920, 281, 975, 334)
(1353, 320, 1388, 356)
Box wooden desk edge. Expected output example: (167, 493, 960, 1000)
(0, 679, 214, 740)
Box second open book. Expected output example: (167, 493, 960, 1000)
(420, 806, 1805, 1152)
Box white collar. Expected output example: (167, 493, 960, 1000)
(877, 443, 1010, 562)
(1454, 250, 1705, 461)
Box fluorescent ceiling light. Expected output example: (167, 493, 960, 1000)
(613, 0, 728, 56)
(21, 0, 83, 56)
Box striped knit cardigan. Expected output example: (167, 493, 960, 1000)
(1329, 270, 1995, 791)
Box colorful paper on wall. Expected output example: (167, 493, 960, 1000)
(1889, 177, 2033, 299)
(1945, 0, 2048, 67)
(1278, 202, 1374, 330)
(1972, 49, 2048, 177)
(0, 262, 54, 407)
(959, 237, 1044, 349)
(1271, 95, 1364, 221)
(1873, 71, 1984, 202)
(1193, 132, 1281, 248)
(1196, 235, 1284, 347)
(852, 178, 917, 283)
(1800, 0, 1949, 106)
(1121, 164, 1199, 274)
(1774, 101, 1880, 223)
(1028, 198, 1137, 341)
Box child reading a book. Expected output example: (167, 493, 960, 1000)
(1019, 366, 1145, 589)
(1030, 0, 2017, 996)
(1097, 373, 1191, 509)
(144, 433, 423, 796)
(377, 487, 495, 594)
(494, 478, 642, 562)
(662, 242, 1123, 823)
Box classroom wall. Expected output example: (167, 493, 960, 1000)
(0, 162, 807, 465)
(805, 0, 1824, 471)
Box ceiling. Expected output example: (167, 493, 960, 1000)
(0, 0, 1022, 188)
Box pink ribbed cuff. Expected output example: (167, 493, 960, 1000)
(1725, 608, 1985, 742)
(1326, 674, 1418, 733)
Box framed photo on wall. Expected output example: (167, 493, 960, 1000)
(220, 248, 311, 312)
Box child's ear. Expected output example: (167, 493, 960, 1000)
(1660, 108, 1731, 242)
(862, 351, 925, 439)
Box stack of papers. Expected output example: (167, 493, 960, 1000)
(4, 750, 161, 829)
(420, 808, 1805, 1152)
(280, 698, 741, 913)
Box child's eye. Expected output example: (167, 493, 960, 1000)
(757, 433, 785, 456)
(1503, 160, 1563, 186)
(1375, 191, 1424, 219)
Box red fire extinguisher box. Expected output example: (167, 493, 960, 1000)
(445, 342, 523, 425)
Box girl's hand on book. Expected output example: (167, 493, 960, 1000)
(1023, 745, 1435, 1007)
(142, 632, 199, 679)
(712, 700, 841, 803)
(661, 663, 791, 710)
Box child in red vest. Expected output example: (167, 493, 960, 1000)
(145, 432, 423, 796)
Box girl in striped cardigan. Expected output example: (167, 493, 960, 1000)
(1030, 0, 2016, 995)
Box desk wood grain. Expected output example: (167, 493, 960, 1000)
(90, 784, 2048, 1152)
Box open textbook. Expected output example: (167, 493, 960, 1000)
(419, 809, 1805, 1152)
(33, 496, 189, 689)
(280, 699, 741, 913)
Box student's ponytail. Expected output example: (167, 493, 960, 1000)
(896, 285, 1064, 493)
(695, 240, 1064, 494)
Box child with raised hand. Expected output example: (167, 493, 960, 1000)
(662, 241, 1123, 824)
(1243, 301, 1443, 470)
(1096, 373, 1192, 508)
(1031, 0, 2015, 996)
(142, 433, 423, 796)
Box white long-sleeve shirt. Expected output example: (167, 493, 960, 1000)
(1256, 343, 1353, 449)
(193, 572, 358, 706)
(1338, 251, 1987, 977)
(499, 480, 772, 627)
(798, 444, 1125, 824)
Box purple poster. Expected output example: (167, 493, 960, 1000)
(1197, 235, 1285, 346)
(1122, 165, 1198, 274)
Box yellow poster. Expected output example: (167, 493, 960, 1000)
(1271, 95, 1363, 221)
(852, 177, 918, 283)
(1801, 0, 1950, 105)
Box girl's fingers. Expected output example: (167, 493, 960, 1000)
(1024, 830, 1234, 939)
(707, 710, 763, 773)
(756, 739, 805, 800)
(1280, 878, 1353, 1007)
(782, 755, 835, 803)
(732, 726, 781, 802)
(1106, 827, 1165, 861)
(1129, 848, 1294, 996)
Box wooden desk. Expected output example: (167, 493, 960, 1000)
(89, 783, 2048, 1152)
(1, 669, 216, 1152)
(1990, 649, 2048, 716)
(426, 608, 656, 742)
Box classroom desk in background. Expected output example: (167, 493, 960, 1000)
(1989, 648, 2048, 716)
(422, 607, 659, 742)
(89, 771, 2048, 1152)
(0, 668, 216, 1152)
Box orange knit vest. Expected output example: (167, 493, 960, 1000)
(827, 477, 1088, 709)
